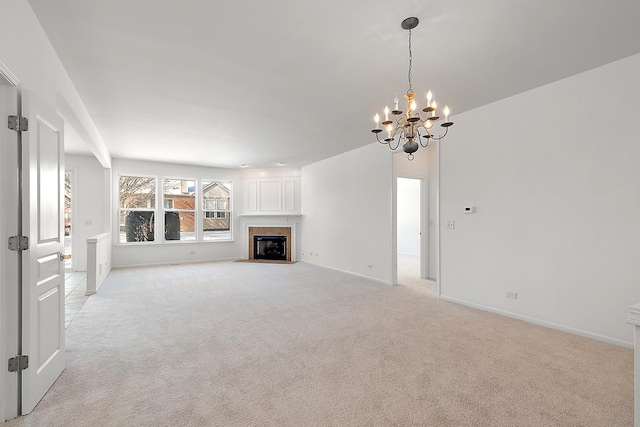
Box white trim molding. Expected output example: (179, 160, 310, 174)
(440, 295, 633, 349)
(0, 59, 20, 86)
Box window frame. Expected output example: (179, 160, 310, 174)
(116, 175, 233, 245)
(117, 174, 158, 245)
(161, 177, 197, 243)
(201, 180, 233, 242)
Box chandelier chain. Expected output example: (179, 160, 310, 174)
(407, 29, 413, 93)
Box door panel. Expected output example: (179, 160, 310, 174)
(21, 92, 65, 414)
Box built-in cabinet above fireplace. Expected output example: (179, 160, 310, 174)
(241, 176, 301, 216)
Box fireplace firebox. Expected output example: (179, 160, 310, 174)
(253, 236, 287, 261)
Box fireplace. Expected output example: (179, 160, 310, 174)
(254, 236, 287, 260)
(248, 226, 293, 262)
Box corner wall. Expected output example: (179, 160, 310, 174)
(301, 143, 393, 283)
(440, 54, 640, 347)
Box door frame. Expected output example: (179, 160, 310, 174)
(0, 59, 21, 422)
(395, 175, 427, 278)
(391, 142, 441, 297)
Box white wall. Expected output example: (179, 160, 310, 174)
(0, 1, 105, 421)
(0, 0, 109, 167)
(86, 233, 112, 293)
(440, 54, 640, 347)
(301, 143, 393, 283)
(397, 178, 420, 256)
(65, 154, 109, 271)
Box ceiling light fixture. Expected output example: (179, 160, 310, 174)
(371, 17, 453, 160)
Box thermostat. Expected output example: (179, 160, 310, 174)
(464, 206, 475, 214)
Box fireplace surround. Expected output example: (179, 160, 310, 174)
(247, 226, 293, 261)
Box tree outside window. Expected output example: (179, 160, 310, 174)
(119, 176, 156, 243)
(163, 179, 196, 241)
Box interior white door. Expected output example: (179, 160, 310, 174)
(20, 91, 65, 414)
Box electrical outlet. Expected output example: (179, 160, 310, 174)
(367, 264, 373, 269)
(506, 291, 518, 299)
(446, 220, 455, 229)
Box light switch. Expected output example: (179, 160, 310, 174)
(446, 220, 455, 229)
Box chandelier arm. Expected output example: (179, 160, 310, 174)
(374, 127, 402, 151)
(416, 128, 430, 149)
(389, 128, 401, 150)
(430, 126, 450, 141)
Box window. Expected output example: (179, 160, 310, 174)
(163, 179, 196, 242)
(119, 176, 156, 243)
(118, 176, 232, 244)
(202, 181, 232, 241)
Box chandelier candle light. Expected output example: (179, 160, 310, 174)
(372, 17, 453, 160)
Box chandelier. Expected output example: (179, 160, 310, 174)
(371, 17, 453, 160)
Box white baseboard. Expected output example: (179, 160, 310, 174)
(112, 257, 241, 270)
(299, 260, 391, 286)
(439, 295, 633, 349)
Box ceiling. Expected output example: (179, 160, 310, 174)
(28, 0, 640, 169)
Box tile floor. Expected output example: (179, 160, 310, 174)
(64, 271, 90, 329)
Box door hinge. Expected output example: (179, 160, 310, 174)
(8, 235, 29, 252)
(7, 115, 28, 132)
(8, 355, 29, 372)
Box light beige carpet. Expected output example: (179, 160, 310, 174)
(396, 253, 437, 297)
(6, 261, 633, 426)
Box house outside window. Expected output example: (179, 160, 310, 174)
(202, 181, 231, 241)
(118, 175, 157, 243)
(163, 179, 196, 241)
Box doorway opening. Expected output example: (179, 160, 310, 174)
(392, 144, 439, 296)
(396, 177, 436, 296)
